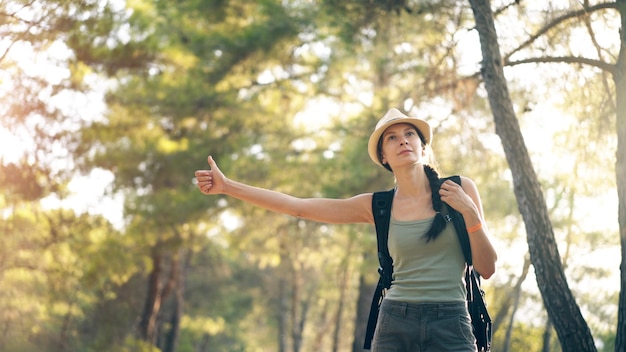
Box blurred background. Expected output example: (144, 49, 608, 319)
(0, 0, 621, 351)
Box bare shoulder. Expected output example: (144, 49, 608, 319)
(459, 175, 477, 189)
(459, 175, 482, 199)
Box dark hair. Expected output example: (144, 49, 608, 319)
(423, 164, 446, 242)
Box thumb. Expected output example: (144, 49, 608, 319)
(207, 155, 218, 170)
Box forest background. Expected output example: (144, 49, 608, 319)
(0, 0, 624, 351)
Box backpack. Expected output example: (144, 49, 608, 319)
(363, 176, 492, 351)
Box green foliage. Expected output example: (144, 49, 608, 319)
(0, 161, 50, 202)
(0, 0, 622, 350)
(0, 204, 129, 351)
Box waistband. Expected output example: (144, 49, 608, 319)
(381, 299, 467, 319)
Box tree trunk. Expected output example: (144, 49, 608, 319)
(468, 0, 596, 350)
(541, 317, 553, 352)
(352, 274, 377, 352)
(332, 281, 346, 352)
(615, 1, 626, 351)
(502, 256, 530, 352)
(163, 250, 187, 352)
(332, 237, 353, 352)
(291, 259, 309, 352)
(139, 251, 162, 343)
(197, 333, 209, 352)
(296, 296, 311, 352)
(139, 250, 179, 345)
(278, 238, 289, 352)
(57, 290, 77, 352)
(312, 300, 331, 351)
(277, 274, 289, 352)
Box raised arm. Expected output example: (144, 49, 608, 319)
(195, 156, 374, 224)
(439, 176, 498, 279)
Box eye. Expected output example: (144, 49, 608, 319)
(406, 131, 416, 137)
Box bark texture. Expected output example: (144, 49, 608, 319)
(615, 1, 626, 350)
(468, 0, 596, 350)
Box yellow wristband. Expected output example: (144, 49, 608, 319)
(467, 222, 483, 233)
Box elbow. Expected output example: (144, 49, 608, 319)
(479, 267, 495, 280)
(475, 254, 497, 280)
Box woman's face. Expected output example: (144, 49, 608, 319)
(379, 123, 426, 169)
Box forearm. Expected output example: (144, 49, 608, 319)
(224, 178, 303, 217)
(467, 228, 497, 279)
(461, 209, 497, 278)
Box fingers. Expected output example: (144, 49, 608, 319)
(197, 177, 213, 193)
(193, 156, 212, 194)
(200, 183, 213, 194)
(194, 168, 212, 190)
(194, 170, 211, 180)
(440, 180, 458, 189)
(196, 156, 220, 195)
(439, 180, 462, 204)
(439, 180, 462, 194)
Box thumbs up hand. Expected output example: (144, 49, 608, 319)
(194, 155, 226, 195)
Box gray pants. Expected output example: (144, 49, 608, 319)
(371, 300, 477, 352)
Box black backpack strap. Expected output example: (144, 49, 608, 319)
(443, 175, 472, 265)
(444, 176, 492, 351)
(363, 189, 394, 350)
(373, 189, 395, 288)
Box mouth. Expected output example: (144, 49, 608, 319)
(398, 149, 412, 155)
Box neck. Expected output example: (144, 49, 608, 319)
(393, 163, 430, 196)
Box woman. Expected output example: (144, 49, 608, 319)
(195, 108, 497, 351)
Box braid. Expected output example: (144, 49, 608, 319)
(423, 164, 446, 242)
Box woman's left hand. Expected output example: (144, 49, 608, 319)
(438, 179, 477, 215)
(439, 177, 497, 279)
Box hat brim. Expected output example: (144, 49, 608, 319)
(368, 118, 432, 169)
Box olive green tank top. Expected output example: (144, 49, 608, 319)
(385, 216, 467, 303)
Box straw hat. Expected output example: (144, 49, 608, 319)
(367, 108, 432, 169)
